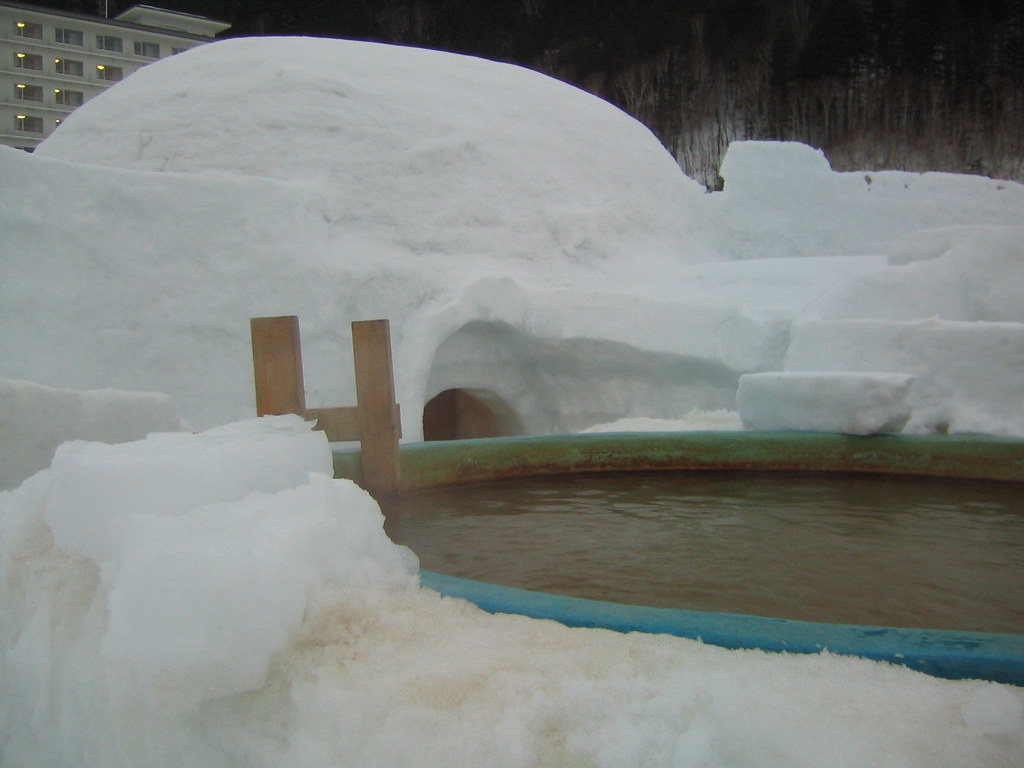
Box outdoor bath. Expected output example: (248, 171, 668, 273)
(334, 431, 1024, 685)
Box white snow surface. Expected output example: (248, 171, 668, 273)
(2, 417, 1021, 768)
(0, 376, 185, 491)
(3, 36, 1023, 437)
(579, 409, 744, 433)
(2, 36, 1024, 766)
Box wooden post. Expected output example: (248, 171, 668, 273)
(352, 319, 402, 495)
(251, 316, 306, 416)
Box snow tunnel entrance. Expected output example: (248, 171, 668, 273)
(422, 388, 524, 441)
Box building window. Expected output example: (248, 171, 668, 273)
(54, 88, 84, 106)
(15, 115, 44, 133)
(55, 58, 84, 76)
(134, 41, 160, 58)
(15, 53, 43, 70)
(55, 28, 84, 46)
(15, 21, 43, 39)
(96, 35, 122, 53)
(15, 84, 44, 101)
(96, 65, 123, 82)
(171, 47, 189, 55)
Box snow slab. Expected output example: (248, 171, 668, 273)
(2, 417, 1021, 767)
(737, 372, 915, 434)
(0, 376, 184, 491)
(1, 36, 1023, 438)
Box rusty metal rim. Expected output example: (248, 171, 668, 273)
(333, 431, 1024, 489)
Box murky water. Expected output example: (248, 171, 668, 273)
(383, 471, 1024, 633)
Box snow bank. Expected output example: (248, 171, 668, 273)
(784, 318, 1024, 436)
(2, 38, 1024, 440)
(701, 142, 1024, 260)
(1, 416, 419, 760)
(737, 372, 914, 434)
(2, 417, 1021, 767)
(0, 376, 184, 491)
(801, 225, 1024, 323)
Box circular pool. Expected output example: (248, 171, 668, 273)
(333, 431, 1024, 684)
(383, 470, 1023, 634)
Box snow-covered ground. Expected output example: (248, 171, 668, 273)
(1, 36, 1022, 766)
(3, 417, 1021, 768)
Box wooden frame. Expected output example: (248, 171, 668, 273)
(250, 315, 402, 495)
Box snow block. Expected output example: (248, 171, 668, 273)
(737, 372, 914, 435)
(0, 376, 185, 491)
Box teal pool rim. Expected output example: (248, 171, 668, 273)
(333, 431, 1024, 685)
(419, 571, 1024, 686)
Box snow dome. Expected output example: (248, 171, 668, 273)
(35, 36, 712, 271)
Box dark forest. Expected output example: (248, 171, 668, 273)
(31, 0, 1024, 186)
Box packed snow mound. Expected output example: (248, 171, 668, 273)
(36, 36, 712, 268)
(1, 417, 418, 724)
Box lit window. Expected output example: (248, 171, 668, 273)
(96, 35, 122, 53)
(55, 58, 84, 76)
(96, 65, 123, 82)
(14, 84, 43, 101)
(15, 52, 43, 70)
(54, 88, 84, 106)
(15, 115, 44, 133)
(134, 41, 160, 58)
(55, 28, 83, 45)
(15, 21, 43, 39)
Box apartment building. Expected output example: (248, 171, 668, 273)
(1, 2, 229, 150)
